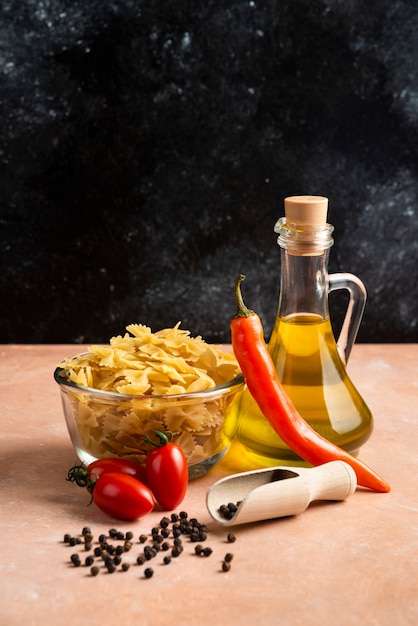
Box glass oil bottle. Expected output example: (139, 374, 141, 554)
(233, 195, 374, 467)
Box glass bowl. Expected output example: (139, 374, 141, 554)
(54, 364, 244, 478)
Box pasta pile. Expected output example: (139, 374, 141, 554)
(59, 323, 242, 468)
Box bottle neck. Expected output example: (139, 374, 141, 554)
(277, 248, 331, 320)
(274, 217, 334, 321)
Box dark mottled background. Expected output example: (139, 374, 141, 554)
(1, 0, 417, 345)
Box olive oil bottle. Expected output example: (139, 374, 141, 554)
(233, 196, 373, 467)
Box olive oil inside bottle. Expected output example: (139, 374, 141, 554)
(234, 313, 373, 466)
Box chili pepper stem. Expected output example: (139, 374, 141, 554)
(233, 275, 254, 318)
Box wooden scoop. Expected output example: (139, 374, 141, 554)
(206, 461, 357, 526)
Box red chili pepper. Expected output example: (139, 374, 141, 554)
(230, 275, 390, 493)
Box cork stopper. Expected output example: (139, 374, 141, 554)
(275, 195, 333, 255)
(284, 195, 328, 226)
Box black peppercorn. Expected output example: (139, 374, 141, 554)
(159, 516, 170, 528)
(202, 547, 213, 557)
(144, 567, 154, 579)
(171, 545, 183, 557)
(68, 537, 81, 546)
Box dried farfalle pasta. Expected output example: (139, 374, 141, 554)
(58, 323, 241, 467)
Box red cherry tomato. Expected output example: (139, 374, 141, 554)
(88, 458, 148, 484)
(92, 472, 155, 521)
(145, 432, 188, 510)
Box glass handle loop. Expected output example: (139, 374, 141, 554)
(328, 273, 367, 364)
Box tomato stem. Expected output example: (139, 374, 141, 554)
(143, 430, 173, 448)
(66, 464, 97, 495)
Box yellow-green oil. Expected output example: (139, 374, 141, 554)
(232, 313, 373, 467)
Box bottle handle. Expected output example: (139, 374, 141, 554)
(328, 273, 367, 364)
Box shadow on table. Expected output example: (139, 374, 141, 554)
(0, 439, 90, 510)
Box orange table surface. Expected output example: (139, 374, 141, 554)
(1, 344, 417, 626)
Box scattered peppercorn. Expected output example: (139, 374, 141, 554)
(202, 547, 213, 557)
(171, 545, 183, 557)
(62, 511, 239, 579)
(68, 537, 81, 546)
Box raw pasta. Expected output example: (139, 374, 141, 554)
(58, 323, 242, 467)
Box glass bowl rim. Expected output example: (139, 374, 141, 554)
(53, 358, 244, 401)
